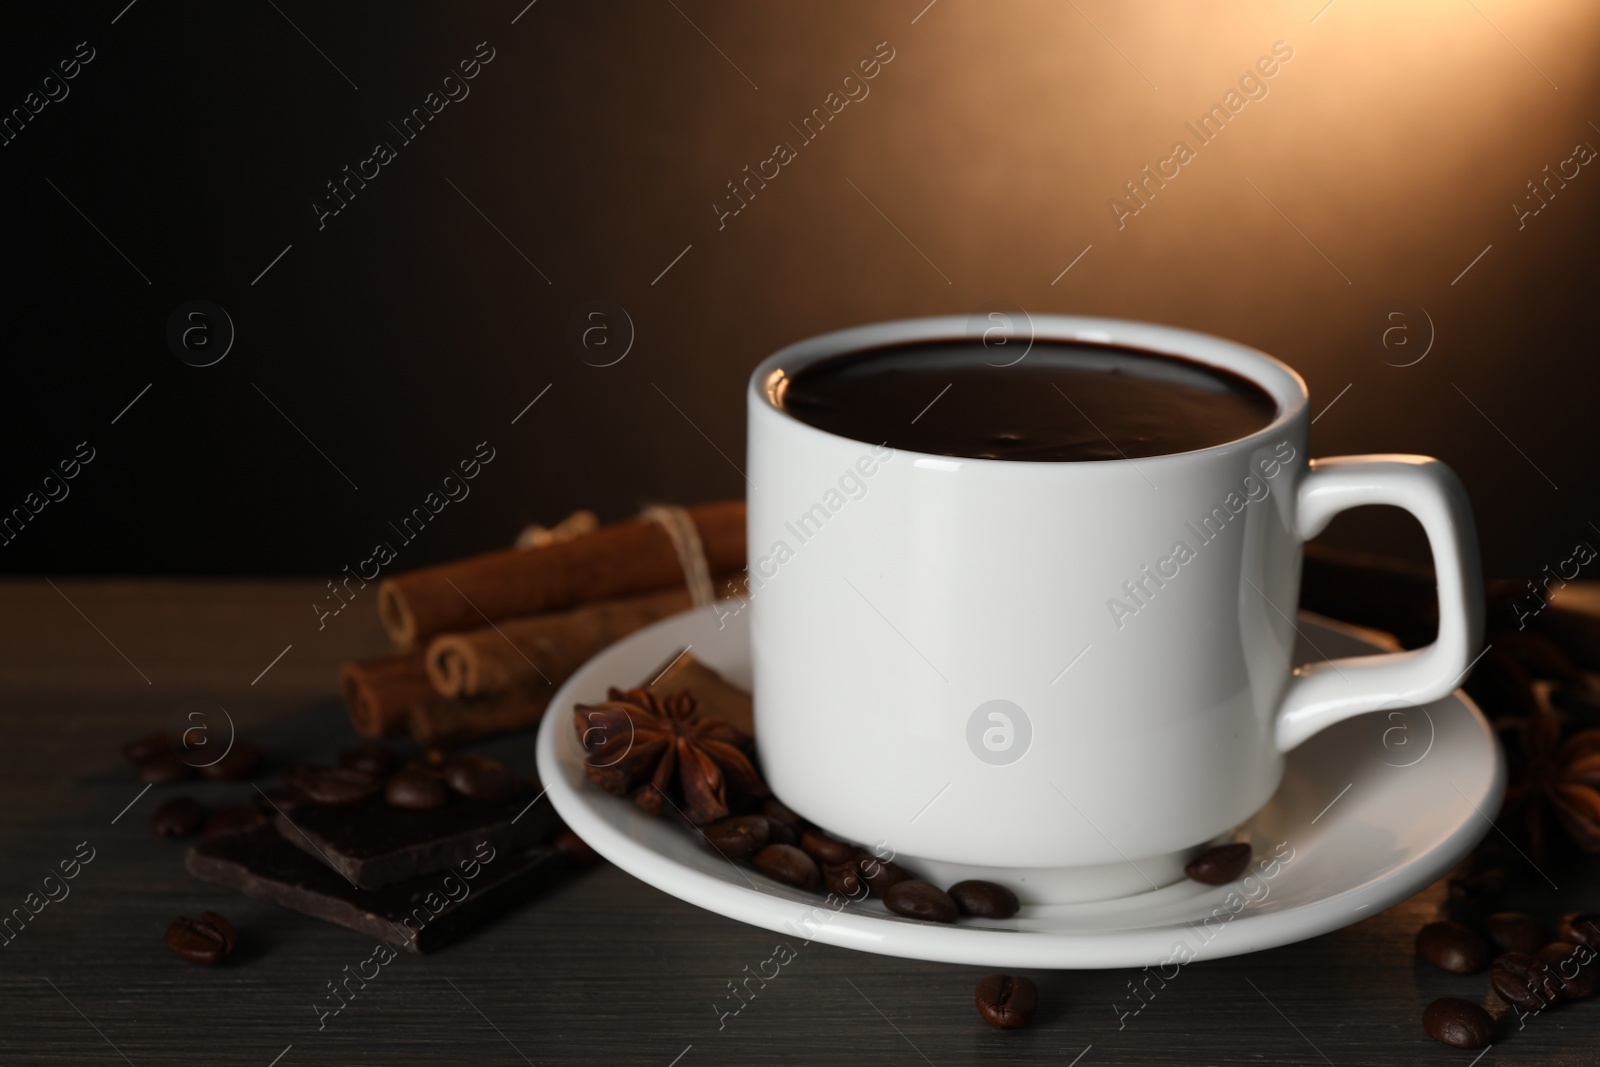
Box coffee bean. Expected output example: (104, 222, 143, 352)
(884, 880, 958, 923)
(150, 797, 204, 838)
(198, 911, 238, 953)
(165, 912, 236, 966)
(1185, 842, 1251, 885)
(799, 829, 855, 866)
(1415, 921, 1490, 974)
(554, 829, 601, 866)
(856, 852, 909, 897)
(974, 973, 1037, 1029)
(1421, 997, 1493, 1049)
(338, 742, 396, 777)
(761, 798, 806, 832)
(136, 750, 193, 785)
(1449, 867, 1510, 905)
(197, 740, 262, 781)
(1483, 912, 1544, 955)
(443, 756, 518, 804)
(763, 816, 797, 847)
(204, 805, 267, 840)
(285, 765, 382, 806)
(1558, 911, 1600, 948)
(703, 815, 769, 859)
(251, 786, 298, 814)
(1539, 941, 1599, 1000)
(752, 844, 820, 890)
(384, 768, 450, 811)
(122, 732, 171, 763)
(1491, 951, 1563, 1010)
(949, 880, 1020, 920)
(823, 862, 864, 898)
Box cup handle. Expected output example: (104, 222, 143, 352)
(1274, 455, 1484, 752)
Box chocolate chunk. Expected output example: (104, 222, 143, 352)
(975, 973, 1037, 1029)
(443, 756, 518, 804)
(884, 880, 958, 923)
(197, 740, 261, 781)
(338, 743, 396, 777)
(151, 797, 204, 838)
(949, 880, 1020, 919)
(703, 815, 769, 859)
(1185, 843, 1252, 885)
(1422, 997, 1493, 1049)
(185, 824, 574, 953)
(272, 777, 554, 889)
(752, 844, 820, 890)
(1415, 921, 1490, 974)
(385, 769, 450, 811)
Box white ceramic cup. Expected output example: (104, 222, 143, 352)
(741, 315, 1483, 903)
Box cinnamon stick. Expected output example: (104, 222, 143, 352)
(407, 691, 549, 749)
(376, 500, 746, 650)
(340, 654, 435, 738)
(426, 581, 739, 700)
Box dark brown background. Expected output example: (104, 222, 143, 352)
(1, 0, 1596, 581)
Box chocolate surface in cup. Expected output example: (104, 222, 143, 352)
(778, 339, 1278, 461)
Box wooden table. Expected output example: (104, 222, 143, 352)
(1, 580, 1594, 1066)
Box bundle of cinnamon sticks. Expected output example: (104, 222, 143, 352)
(339, 501, 746, 747)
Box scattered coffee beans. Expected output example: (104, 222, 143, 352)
(384, 768, 449, 811)
(857, 853, 909, 897)
(949, 880, 1019, 920)
(443, 757, 518, 804)
(150, 797, 204, 838)
(703, 815, 770, 859)
(752, 844, 820, 890)
(165, 911, 237, 966)
(554, 829, 601, 865)
(204, 806, 267, 840)
(1415, 921, 1490, 974)
(1491, 951, 1563, 1010)
(762, 816, 798, 847)
(1483, 912, 1544, 955)
(285, 766, 383, 806)
(974, 973, 1037, 1029)
(1448, 867, 1510, 905)
(1558, 911, 1600, 948)
(884, 880, 958, 924)
(197, 740, 261, 781)
(760, 798, 806, 832)
(1539, 941, 1599, 1000)
(823, 862, 863, 898)
(1421, 997, 1493, 1049)
(338, 743, 395, 777)
(136, 750, 192, 785)
(799, 829, 855, 866)
(1185, 842, 1251, 885)
(122, 733, 170, 763)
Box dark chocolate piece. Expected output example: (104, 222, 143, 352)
(269, 779, 556, 889)
(184, 823, 572, 953)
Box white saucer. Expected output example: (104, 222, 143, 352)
(536, 609, 1504, 969)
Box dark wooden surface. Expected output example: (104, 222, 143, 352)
(2, 579, 1597, 1066)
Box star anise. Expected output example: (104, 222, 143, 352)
(1496, 679, 1600, 857)
(574, 687, 768, 825)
